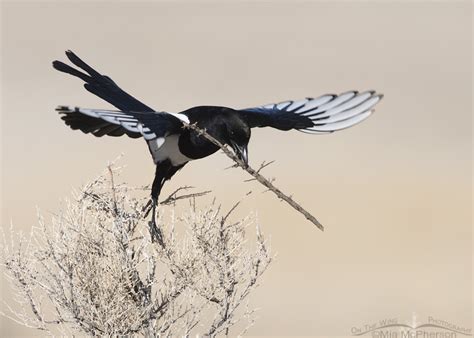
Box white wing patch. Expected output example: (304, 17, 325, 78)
(304, 110, 372, 132)
(258, 90, 383, 134)
(295, 95, 334, 114)
(305, 91, 357, 115)
(286, 99, 310, 111)
(66, 107, 158, 140)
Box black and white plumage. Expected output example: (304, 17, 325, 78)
(242, 90, 381, 134)
(53, 50, 383, 208)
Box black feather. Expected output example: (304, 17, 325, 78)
(239, 107, 313, 130)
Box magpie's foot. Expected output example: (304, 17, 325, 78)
(148, 217, 165, 247)
(148, 217, 158, 241)
(147, 199, 165, 247)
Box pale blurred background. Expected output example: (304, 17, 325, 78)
(1, 1, 472, 336)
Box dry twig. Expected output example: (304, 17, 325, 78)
(184, 123, 324, 231)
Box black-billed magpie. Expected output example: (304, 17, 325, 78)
(53, 50, 383, 211)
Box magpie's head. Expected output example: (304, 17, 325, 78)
(223, 115, 250, 166)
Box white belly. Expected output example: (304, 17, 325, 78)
(148, 134, 192, 166)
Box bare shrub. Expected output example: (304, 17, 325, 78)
(1, 164, 272, 336)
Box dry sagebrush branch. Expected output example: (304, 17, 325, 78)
(1, 165, 272, 336)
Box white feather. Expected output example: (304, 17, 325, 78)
(298, 129, 330, 134)
(296, 95, 335, 114)
(309, 95, 381, 122)
(319, 91, 376, 117)
(286, 99, 309, 111)
(306, 110, 373, 132)
(302, 91, 357, 116)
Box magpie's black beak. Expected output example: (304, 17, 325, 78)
(231, 142, 248, 166)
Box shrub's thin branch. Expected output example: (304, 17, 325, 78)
(183, 123, 324, 231)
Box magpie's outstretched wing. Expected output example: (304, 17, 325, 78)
(53, 50, 188, 139)
(239, 90, 383, 134)
(57, 106, 185, 140)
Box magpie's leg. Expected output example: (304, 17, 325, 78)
(149, 196, 164, 245)
(148, 162, 170, 244)
(148, 161, 188, 244)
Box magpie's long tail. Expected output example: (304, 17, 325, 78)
(53, 50, 155, 113)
